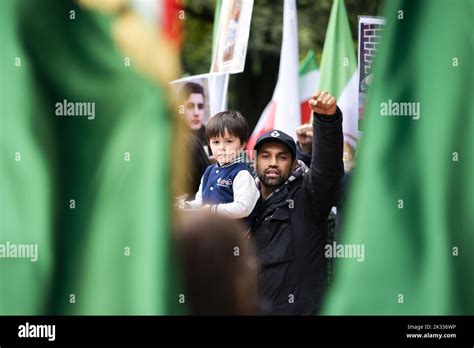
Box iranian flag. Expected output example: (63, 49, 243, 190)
(318, 0, 358, 148)
(324, 0, 474, 315)
(247, 0, 300, 153)
(299, 50, 320, 125)
(131, 0, 183, 46)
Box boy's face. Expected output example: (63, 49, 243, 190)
(209, 129, 246, 166)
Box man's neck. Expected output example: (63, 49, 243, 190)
(260, 184, 276, 200)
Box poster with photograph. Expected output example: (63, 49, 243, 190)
(358, 16, 385, 131)
(170, 74, 213, 129)
(170, 73, 229, 123)
(210, 0, 254, 74)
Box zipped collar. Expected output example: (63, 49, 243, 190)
(218, 156, 246, 168)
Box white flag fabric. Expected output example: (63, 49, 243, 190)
(247, 0, 300, 152)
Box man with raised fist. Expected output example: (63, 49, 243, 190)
(250, 90, 344, 315)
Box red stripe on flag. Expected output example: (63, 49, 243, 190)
(162, 0, 182, 46)
(246, 101, 277, 158)
(300, 99, 312, 125)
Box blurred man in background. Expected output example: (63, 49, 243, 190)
(179, 82, 212, 156)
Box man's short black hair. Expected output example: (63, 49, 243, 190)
(179, 82, 205, 101)
(205, 110, 249, 145)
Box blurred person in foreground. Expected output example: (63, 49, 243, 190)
(176, 212, 259, 315)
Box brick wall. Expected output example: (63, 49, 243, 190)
(363, 24, 383, 75)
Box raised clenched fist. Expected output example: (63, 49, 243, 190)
(309, 90, 337, 116)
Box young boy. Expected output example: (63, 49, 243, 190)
(185, 111, 260, 219)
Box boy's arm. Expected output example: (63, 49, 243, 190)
(210, 171, 260, 219)
(184, 178, 203, 209)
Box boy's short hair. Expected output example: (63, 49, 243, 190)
(179, 82, 205, 101)
(205, 111, 249, 144)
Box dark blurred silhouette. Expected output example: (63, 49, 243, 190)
(186, 134, 211, 199)
(176, 212, 259, 315)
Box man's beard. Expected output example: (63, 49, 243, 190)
(257, 170, 288, 187)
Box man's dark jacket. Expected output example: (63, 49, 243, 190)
(249, 108, 343, 315)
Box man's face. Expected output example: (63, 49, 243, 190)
(256, 142, 295, 188)
(209, 129, 245, 166)
(185, 93, 205, 131)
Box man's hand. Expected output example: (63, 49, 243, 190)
(296, 123, 313, 154)
(309, 90, 337, 116)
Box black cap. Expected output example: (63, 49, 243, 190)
(254, 130, 296, 159)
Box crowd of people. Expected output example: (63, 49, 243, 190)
(177, 83, 348, 315)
